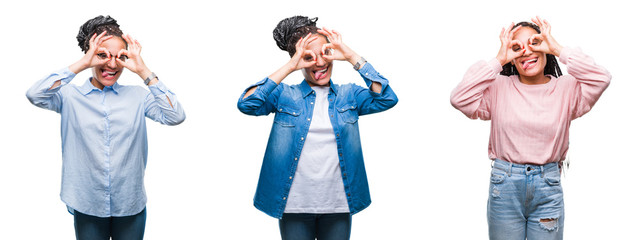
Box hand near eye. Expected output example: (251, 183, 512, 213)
(288, 33, 319, 71)
(528, 16, 563, 57)
(317, 28, 360, 66)
(496, 23, 525, 66)
(268, 33, 318, 84)
(69, 31, 113, 74)
(116, 34, 153, 80)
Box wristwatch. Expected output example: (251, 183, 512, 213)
(144, 72, 157, 85)
(353, 57, 367, 70)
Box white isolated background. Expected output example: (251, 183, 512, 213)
(1, 0, 635, 239)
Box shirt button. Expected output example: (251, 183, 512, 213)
(311, 102, 314, 105)
(331, 115, 334, 118)
(301, 137, 304, 140)
(343, 173, 346, 176)
(336, 133, 340, 137)
(283, 197, 286, 200)
(294, 157, 298, 161)
(289, 176, 292, 179)
(307, 118, 311, 121)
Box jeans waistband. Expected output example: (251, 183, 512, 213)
(492, 159, 559, 177)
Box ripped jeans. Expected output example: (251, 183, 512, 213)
(488, 159, 564, 240)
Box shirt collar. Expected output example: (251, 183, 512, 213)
(300, 79, 337, 98)
(80, 78, 121, 95)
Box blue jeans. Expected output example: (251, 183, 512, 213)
(279, 213, 352, 240)
(488, 159, 564, 240)
(73, 208, 146, 240)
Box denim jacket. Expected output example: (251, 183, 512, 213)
(237, 63, 398, 218)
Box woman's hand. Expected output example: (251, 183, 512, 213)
(317, 28, 361, 66)
(287, 33, 319, 71)
(528, 16, 563, 57)
(69, 31, 113, 74)
(116, 34, 153, 80)
(266, 33, 318, 84)
(496, 23, 525, 66)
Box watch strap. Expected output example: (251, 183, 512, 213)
(144, 72, 157, 85)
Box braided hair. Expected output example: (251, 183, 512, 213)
(273, 16, 320, 57)
(76, 15, 124, 53)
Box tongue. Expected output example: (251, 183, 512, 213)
(314, 70, 325, 80)
(102, 71, 111, 77)
(523, 61, 535, 70)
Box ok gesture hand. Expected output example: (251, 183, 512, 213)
(115, 34, 152, 80)
(528, 16, 563, 57)
(496, 23, 525, 66)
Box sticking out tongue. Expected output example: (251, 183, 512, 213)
(522, 59, 537, 70)
(314, 69, 327, 80)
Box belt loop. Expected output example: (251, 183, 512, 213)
(508, 162, 512, 177)
(540, 165, 545, 178)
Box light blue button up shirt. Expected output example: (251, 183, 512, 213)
(26, 68, 185, 217)
(237, 63, 398, 218)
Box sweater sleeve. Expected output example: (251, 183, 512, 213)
(559, 47, 611, 119)
(450, 58, 503, 120)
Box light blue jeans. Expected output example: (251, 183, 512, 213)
(488, 159, 564, 240)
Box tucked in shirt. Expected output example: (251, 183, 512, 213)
(26, 67, 185, 217)
(450, 47, 610, 165)
(284, 86, 349, 214)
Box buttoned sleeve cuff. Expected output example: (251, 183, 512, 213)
(242, 77, 279, 99)
(49, 67, 76, 89)
(488, 58, 504, 75)
(147, 80, 175, 96)
(357, 63, 389, 93)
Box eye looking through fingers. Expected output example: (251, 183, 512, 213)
(117, 54, 128, 61)
(97, 53, 109, 60)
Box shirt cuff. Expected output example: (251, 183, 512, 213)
(243, 77, 279, 97)
(147, 80, 172, 96)
(358, 62, 389, 88)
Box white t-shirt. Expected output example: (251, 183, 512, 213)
(284, 86, 349, 213)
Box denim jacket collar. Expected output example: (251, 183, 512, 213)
(300, 79, 337, 98)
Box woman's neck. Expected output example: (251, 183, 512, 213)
(519, 74, 551, 85)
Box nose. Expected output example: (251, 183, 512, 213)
(107, 57, 117, 68)
(315, 55, 326, 67)
(522, 45, 532, 56)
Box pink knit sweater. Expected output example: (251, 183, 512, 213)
(450, 47, 611, 165)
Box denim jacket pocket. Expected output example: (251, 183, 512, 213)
(337, 103, 359, 124)
(274, 105, 301, 127)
